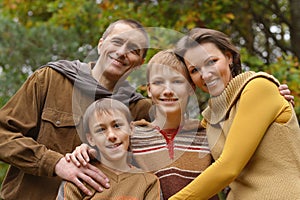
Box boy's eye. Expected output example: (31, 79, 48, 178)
(152, 80, 164, 85)
(95, 128, 105, 134)
(173, 79, 184, 84)
(114, 123, 121, 128)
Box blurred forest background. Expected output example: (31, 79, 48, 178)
(0, 0, 299, 189)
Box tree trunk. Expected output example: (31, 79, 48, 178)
(289, 0, 300, 59)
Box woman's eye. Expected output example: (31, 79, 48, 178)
(190, 67, 199, 74)
(207, 59, 217, 66)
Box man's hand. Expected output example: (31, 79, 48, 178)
(55, 157, 110, 196)
(65, 143, 97, 167)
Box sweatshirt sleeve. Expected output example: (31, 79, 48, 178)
(144, 173, 161, 200)
(169, 77, 291, 200)
(57, 181, 85, 200)
(0, 69, 63, 177)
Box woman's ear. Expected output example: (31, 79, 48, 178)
(86, 133, 96, 147)
(225, 51, 233, 63)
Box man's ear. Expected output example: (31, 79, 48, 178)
(97, 38, 104, 55)
(86, 133, 95, 147)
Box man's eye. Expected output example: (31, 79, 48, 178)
(112, 39, 123, 46)
(127, 44, 140, 55)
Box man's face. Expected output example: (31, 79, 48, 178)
(97, 23, 147, 81)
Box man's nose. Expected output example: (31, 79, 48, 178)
(116, 44, 128, 57)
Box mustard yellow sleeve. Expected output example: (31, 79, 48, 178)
(169, 78, 290, 200)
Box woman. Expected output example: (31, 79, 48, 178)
(169, 28, 300, 200)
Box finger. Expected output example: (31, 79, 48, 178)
(65, 153, 72, 162)
(77, 167, 109, 193)
(70, 154, 82, 167)
(284, 94, 294, 101)
(279, 84, 288, 90)
(73, 177, 94, 196)
(88, 149, 98, 160)
(81, 149, 90, 165)
(76, 151, 88, 166)
(84, 163, 110, 188)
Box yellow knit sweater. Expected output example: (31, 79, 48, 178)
(169, 71, 300, 200)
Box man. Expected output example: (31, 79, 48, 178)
(0, 19, 151, 200)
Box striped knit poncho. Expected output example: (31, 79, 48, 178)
(131, 119, 218, 200)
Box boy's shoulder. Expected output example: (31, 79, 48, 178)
(182, 118, 204, 131)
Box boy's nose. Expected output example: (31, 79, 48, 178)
(106, 129, 117, 142)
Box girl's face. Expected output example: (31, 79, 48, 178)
(86, 110, 131, 164)
(147, 64, 194, 116)
(184, 42, 233, 97)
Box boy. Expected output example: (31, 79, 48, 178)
(57, 98, 160, 199)
(130, 49, 218, 199)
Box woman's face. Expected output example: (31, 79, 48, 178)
(184, 42, 233, 97)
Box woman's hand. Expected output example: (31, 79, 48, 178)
(65, 143, 97, 167)
(279, 84, 295, 107)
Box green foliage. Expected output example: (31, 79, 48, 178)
(0, 162, 8, 187)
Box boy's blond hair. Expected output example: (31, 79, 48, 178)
(146, 49, 194, 86)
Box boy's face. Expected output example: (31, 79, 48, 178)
(147, 64, 193, 115)
(86, 110, 131, 163)
(97, 23, 147, 82)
